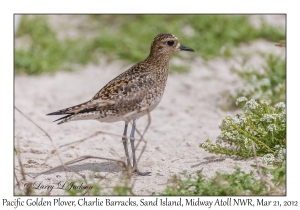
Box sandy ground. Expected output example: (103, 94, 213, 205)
(14, 15, 285, 195)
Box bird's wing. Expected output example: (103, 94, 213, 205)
(47, 64, 156, 124)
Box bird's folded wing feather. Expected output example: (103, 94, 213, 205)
(47, 68, 156, 118)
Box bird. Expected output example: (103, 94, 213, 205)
(47, 33, 195, 176)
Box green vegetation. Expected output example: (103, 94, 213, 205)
(229, 54, 286, 106)
(14, 147, 18, 155)
(161, 166, 285, 196)
(15, 16, 99, 75)
(14, 15, 286, 196)
(201, 98, 286, 165)
(163, 98, 286, 196)
(65, 175, 133, 196)
(170, 64, 190, 73)
(15, 15, 285, 75)
(66, 164, 286, 196)
(194, 51, 286, 196)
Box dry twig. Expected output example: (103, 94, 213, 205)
(15, 105, 152, 195)
(15, 106, 67, 170)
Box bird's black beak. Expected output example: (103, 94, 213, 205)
(179, 44, 195, 52)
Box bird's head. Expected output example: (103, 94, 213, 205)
(149, 33, 195, 59)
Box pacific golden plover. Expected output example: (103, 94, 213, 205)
(47, 33, 194, 175)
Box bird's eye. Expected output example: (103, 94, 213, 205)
(167, 40, 174, 46)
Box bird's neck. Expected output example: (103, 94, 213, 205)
(145, 53, 172, 67)
(143, 54, 170, 87)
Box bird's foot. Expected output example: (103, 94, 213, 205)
(133, 168, 151, 176)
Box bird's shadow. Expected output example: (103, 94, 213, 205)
(191, 155, 248, 168)
(29, 161, 123, 177)
(191, 156, 226, 168)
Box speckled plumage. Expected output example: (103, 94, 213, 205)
(47, 33, 194, 175)
(47, 33, 194, 124)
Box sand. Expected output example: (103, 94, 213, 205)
(14, 15, 285, 195)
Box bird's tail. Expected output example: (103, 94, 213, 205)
(46, 101, 89, 124)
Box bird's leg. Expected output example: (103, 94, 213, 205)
(130, 119, 151, 176)
(130, 120, 138, 169)
(122, 121, 132, 169)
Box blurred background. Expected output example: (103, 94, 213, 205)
(14, 14, 285, 75)
(14, 14, 287, 196)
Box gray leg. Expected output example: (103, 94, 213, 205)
(122, 121, 131, 167)
(130, 120, 137, 168)
(130, 119, 151, 176)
